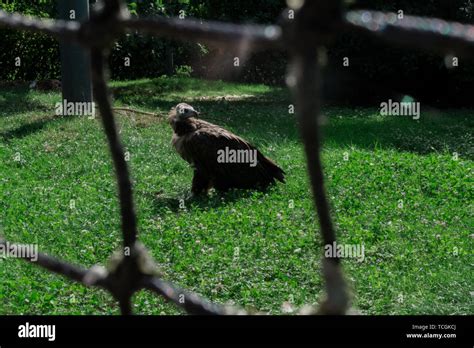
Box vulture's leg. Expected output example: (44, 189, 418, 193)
(191, 169, 211, 195)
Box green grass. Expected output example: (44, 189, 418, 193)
(0, 76, 472, 315)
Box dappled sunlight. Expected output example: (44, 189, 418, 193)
(1, 77, 472, 316)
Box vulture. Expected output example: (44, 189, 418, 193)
(169, 103, 285, 195)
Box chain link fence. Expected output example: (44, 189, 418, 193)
(1, 0, 473, 315)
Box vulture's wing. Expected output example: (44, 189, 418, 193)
(182, 122, 285, 189)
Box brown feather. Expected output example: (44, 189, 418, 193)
(169, 104, 285, 194)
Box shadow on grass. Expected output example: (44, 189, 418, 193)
(0, 85, 54, 116)
(148, 188, 262, 215)
(161, 103, 472, 160)
(0, 114, 65, 141)
(110, 76, 287, 113)
(111, 78, 472, 159)
(2, 78, 472, 160)
(322, 109, 473, 159)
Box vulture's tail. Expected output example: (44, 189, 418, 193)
(258, 152, 285, 184)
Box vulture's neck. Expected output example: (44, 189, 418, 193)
(172, 118, 197, 136)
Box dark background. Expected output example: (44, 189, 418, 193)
(1, 0, 473, 107)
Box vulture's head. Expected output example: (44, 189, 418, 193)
(171, 103, 199, 121)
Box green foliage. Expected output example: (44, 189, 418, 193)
(0, 0, 58, 81)
(175, 64, 193, 77)
(0, 77, 472, 314)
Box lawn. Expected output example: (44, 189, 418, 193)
(0, 77, 472, 315)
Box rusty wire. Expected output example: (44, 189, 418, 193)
(344, 10, 474, 57)
(1, 0, 472, 315)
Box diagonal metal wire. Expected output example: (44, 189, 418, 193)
(285, 0, 348, 315)
(1, 0, 472, 315)
(344, 10, 474, 57)
(0, 11, 81, 40)
(90, 47, 138, 249)
(122, 17, 283, 50)
(0, 238, 108, 288)
(141, 277, 242, 315)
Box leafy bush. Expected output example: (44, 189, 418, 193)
(175, 64, 193, 77)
